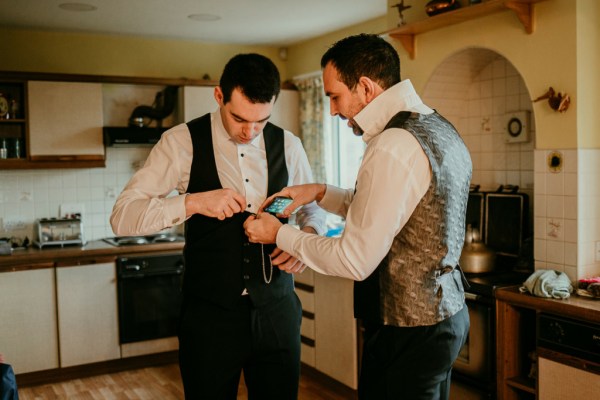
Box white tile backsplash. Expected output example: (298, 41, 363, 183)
(421, 47, 600, 282)
(0, 147, 151, 242)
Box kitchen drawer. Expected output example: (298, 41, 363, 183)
(301, 342, 315, 367)
(294, 268, 314, 285)
(301, 315, 315, 340)
(296, 286, 314, 313)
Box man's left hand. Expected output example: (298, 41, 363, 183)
(270, 247, 307, 274)
(244, 212, 282, 244)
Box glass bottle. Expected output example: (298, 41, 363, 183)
(0, 139, 7, 159)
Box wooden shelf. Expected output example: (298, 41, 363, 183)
(386, 0, 548, 59)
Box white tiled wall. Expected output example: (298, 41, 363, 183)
(423, 49, 534, 196)
(421, 47, 600, 281)
(0, 147, 151, 243)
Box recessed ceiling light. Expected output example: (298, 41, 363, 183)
(58, 3, 97, 12)
(188, 14, 221, 22)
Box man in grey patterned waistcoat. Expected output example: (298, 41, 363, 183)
(244, 33, 471, 400)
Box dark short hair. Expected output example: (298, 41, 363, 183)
(219, 53, 281, 104)
(320, 34, 400, 90)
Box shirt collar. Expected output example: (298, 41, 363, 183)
(212, 109, 264, 148)
(354, 79, 434, 144)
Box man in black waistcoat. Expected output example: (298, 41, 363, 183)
(111, 54, 325, 399)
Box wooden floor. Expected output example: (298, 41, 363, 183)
(17, 363, 357, 400)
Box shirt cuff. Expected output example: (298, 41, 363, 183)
(277, 224, 302, 256)
(318, 184, 347, 210)
(163, 194, 188, 226)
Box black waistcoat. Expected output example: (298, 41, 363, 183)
(183, 114, 293, 309)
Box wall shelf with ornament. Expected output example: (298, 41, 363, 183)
(385, 0, 549, 59)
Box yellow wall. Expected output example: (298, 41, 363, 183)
(286, 16, 388, 79)
(0, 28, 284, 81)
(289, 0, 589, 150)
(1, 0, 596, 149)
(398, 0, 577, 150)
(577, 0, 600, 148)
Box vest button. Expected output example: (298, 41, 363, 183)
(244, 258, 250, 263)
(243, 274, 250, 280)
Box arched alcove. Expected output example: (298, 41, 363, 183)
(422, 47, 535, 255)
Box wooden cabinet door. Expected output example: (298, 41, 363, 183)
(0, 267, 59, 374)
(56, 262, 121, 367)
(28, 81, 104, 161)
(179, 86, 216, 121)
(314, 274, 358, 389)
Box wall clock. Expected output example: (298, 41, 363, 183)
(504, 111, 530, 143)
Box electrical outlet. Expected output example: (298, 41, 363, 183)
(596, 241, 600, 262)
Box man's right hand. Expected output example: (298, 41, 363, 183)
(259, 183, 326, 217)
(185, 188, 246, 220)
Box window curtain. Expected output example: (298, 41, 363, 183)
(293, 75, 331, 184)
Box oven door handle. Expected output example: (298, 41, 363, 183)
(464, 292, 481, 301)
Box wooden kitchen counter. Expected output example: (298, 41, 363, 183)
(496, 285, 600, 324)
(0, 240, 184, 272)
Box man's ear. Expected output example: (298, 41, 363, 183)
(214, 86, 224, 106)
(357, 76, 381, 103)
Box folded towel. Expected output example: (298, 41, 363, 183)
(519, 269, 573, 299)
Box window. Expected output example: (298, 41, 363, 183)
(323, 102, 365, 188)
(322, 108, 366, 236)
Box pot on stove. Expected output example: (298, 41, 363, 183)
(459, 224, 496, 274)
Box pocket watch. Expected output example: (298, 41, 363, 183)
(0, 93, 8, 119)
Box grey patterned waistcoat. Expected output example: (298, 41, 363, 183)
(354, 111, 472, 327)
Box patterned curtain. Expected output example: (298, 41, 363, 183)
(293, 75, 331, 184)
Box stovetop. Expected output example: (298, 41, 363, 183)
(465, 270, 531, 297)
(103, 233, 184, 247)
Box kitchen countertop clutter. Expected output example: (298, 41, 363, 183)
(0, 237, 185, 271)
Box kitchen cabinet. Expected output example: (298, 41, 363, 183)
(295, 269, 316, 367)
(0, 80, 27, 168)
(295, 269, 359, 390)
(314, 273, 359, 389)
(28, 81, 105, 167)
(0, 265, 59, 374)
(55, 259, 121, 367)
(387, 0, 548, 59)
(179, 85, 217, 121)
(496, 286, 600, 400)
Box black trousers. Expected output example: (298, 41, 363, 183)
(359, 306, 470, 400)
(178, 292, 302, 400)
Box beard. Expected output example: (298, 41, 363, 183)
(348, 119, 364, 136)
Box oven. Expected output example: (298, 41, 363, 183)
(451, 185, 532, 399)
(451, 268, 532, 400)
(116, 252, 184, 344)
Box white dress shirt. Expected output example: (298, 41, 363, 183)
(111, 110, 325, 236)
(276, 80, 433, 281)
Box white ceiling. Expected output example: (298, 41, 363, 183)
(0, 0, 388, 46)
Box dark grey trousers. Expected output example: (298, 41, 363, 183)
(359, 306, 470, 400)
(178, 292, 302, 400)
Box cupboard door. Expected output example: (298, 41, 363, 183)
(314, 274, 358, 389)
(28, 81, 104, 159)
(179, 86, 216, 121)
(0, 267, 59, 374)
(56, 262, 121, 367)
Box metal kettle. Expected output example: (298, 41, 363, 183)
(459, 224, 496, 274)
